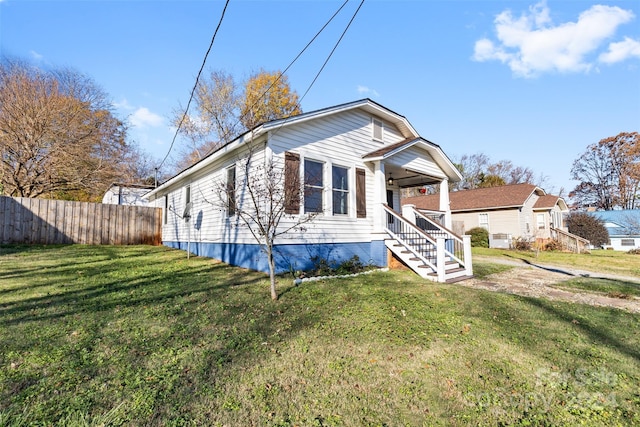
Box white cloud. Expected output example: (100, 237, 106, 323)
(130, 107, 163, 128)
(357, 85, 380, 97)
(113, 98, 135, 111)
(473, 1, 636, 77)
(29, 50, 43, 61)
(599, 37, 640, 64)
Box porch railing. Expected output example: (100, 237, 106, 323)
(550, 227, 590, 253)
(383, 205, 438, 271)
(412, 208, 470, 268)
(383, 205, 473, 280)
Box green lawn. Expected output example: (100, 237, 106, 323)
(1, 245, 639, 426)
(472, 247, 640, 278)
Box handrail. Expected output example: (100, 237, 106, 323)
(550, 226, 590, 253)
(382, 205, 438, 271)
(551, 226, 590, 244)
(412, 207, 467, 267)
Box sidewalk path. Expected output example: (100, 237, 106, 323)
(465, 255, 640, 314)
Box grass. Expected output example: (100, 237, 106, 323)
(473, 247, 640, 278)
(1, 245, 639, 426)
(550, 277, 640, 299)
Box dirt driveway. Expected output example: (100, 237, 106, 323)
(465, 256, 640, 314)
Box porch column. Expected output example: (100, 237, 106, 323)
(439, 179, 452, 229)
(373, 161, 386, 232)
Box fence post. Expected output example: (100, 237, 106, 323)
(463, 235, 473, 276)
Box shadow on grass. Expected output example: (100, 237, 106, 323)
(527, 297, 640, 362)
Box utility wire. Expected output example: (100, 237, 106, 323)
(205, 0, 351, 157)
(157, 0, 231, 172)
(268, 0, 366, 139)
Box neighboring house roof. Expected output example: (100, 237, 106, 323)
(403, 183, 550, 212)
(533, 194, 568, 211)
(146, 99, 461, 201)
(589, 209, 640, 237)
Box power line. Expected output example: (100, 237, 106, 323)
(207, 0, 352, 156)
(157, 0, 231, 171)
(268, 0, 366, 139)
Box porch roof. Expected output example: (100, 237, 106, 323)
(362, 137, 462, 183)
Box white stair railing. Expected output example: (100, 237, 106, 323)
(409, 206, 473, 277)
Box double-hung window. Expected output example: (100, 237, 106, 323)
(479, 213, 489, 230)
(304, 159, 324, 213)
(332, 165, 349, 215)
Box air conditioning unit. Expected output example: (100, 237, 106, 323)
(490, 233, 511, 249)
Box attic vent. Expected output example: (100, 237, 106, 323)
(372, 118, 383, 141)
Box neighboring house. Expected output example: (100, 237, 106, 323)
(102, 183, 154, 206)
(403, 183, 575, 249)
(144, 99, 472, 282)
(590, 209, 640, 251)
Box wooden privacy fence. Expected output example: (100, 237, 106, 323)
(0, 196, 162, 245)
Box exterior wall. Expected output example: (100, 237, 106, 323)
(268, 109, 406, 245)
(607, 236, 640, 251)
(102, 186, 152, 206)
(164, 240, 387, 274)
(453, 209, 521, 237)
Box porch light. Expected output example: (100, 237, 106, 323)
(387, 174, 394, 186)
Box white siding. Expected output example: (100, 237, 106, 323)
(454, 209, 521, 236)
(386, 146, 445, 179)
(265, 110, 409, 244)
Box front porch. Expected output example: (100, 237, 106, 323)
(365, 143, 473, 282)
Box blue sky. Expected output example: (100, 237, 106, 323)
(1, 0, 639, 195)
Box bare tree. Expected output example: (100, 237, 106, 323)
(570, 132, 640, 210)
(0, 58, 145, 201)
(210, 143, 316, 300)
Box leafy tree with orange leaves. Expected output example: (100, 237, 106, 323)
(172, 69, 301, 173)
(570, 132, 640, 210)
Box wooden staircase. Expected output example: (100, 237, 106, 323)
(383, 205, 473, 283)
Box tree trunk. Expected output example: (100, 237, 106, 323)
(267, 247, 278, 300)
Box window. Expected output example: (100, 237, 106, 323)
(226, 166, 236, 216)
(479, 213, 489, 230)
(304, 159, 324, 213)
(537, 213, 545, 230)
(621, 239, 635, 246)
(372, 118, 383, 141)
(332, 166, 349, 215)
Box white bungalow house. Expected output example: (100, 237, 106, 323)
(102, 183, 154, 206)
(144, 99, 472, 282)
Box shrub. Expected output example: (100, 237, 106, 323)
(513, 236, 532, 251)
(467, 227, 489, 248)
(565, 212, 609, 247)
(628, 248, 640, 255)
(544, 239, 561, 251)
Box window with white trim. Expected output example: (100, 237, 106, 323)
(621, 239, 635, 246)
(479, 213, 489, 230)
(304, 159, 324, 213)
(537, 213, 545, 230)
(332, 165, 349, 215)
